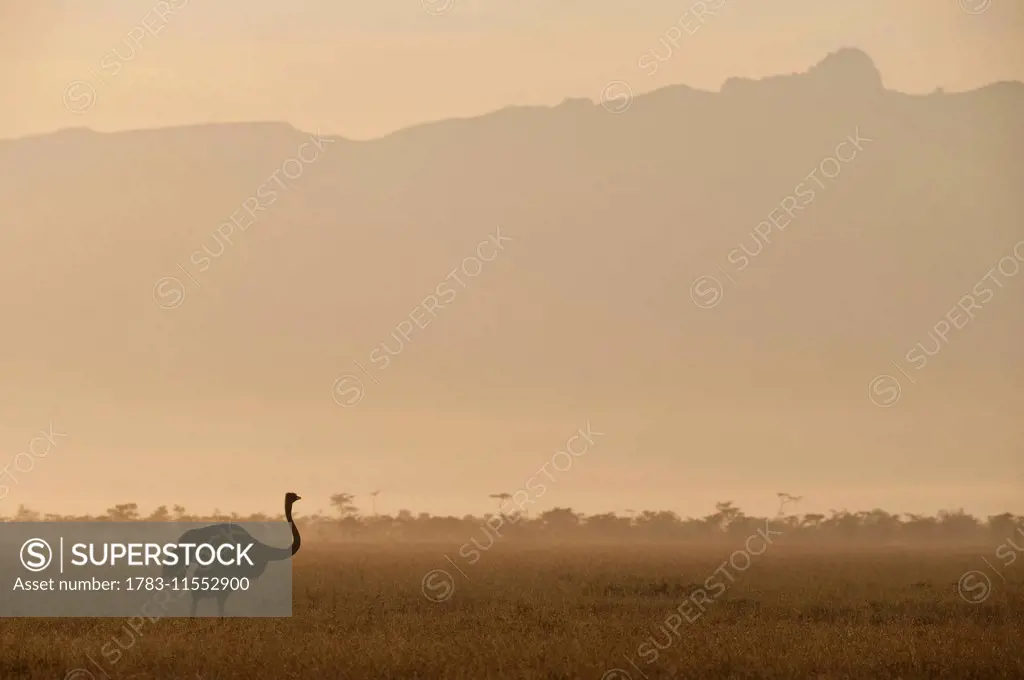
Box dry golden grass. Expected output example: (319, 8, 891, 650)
(2, 543, 1022, 679)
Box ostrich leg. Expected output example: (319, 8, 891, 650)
(216, 591, 229, 617)
(189, 594, 199, 617)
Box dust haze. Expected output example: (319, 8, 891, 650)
(1, 2, 1023, 676)
(2, 1, 1023, 519)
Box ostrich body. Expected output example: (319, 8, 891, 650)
(164, 492, 301, 616)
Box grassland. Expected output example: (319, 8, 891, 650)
(2, 543, 1022, 679)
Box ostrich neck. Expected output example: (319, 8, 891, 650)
(264, 501, 301, 561)
(285, 502, 301, 555)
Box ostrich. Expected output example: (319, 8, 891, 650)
(368, 489, 381, 516)
(163, 492, 302, 617)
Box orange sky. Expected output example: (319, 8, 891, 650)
(1, 0, 1022, 521)
(2, 0, 1022, 142)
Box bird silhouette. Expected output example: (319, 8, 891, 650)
(163, 492, 302, 616)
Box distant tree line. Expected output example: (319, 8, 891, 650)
(3, 496, 1023, 545)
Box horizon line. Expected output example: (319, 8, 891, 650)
(7, 53, 1023, 144)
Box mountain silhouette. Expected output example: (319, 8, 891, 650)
(1, 48, 1021, 467)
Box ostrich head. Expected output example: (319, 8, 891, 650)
(285, 492, 302, 505)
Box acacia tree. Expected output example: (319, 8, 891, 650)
(106, 503, 140, 521)
(330, 493, 358, 518)
(540, 507, 581, 534)
(489, 492, 513, 512)
(147, 505, 171, 522)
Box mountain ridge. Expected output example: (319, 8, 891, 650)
(6, 48, 1021, 146)
(1, 46, 1022, 520)
(1, 47, 1021, 407)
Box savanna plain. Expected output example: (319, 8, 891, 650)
(3, 543, 1021, 680)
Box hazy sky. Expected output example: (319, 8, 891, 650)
(2, 0, 1022, 141)
(1, 1, 1022, 521)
